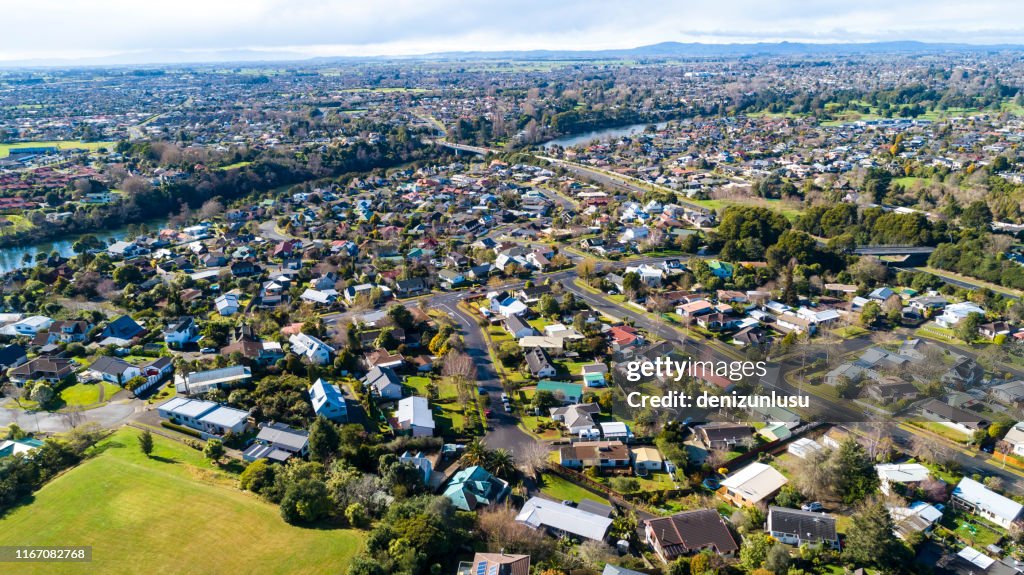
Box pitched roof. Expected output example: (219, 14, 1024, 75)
(516, 496, 612, 541)
(767, 506, 838, 541)
(644, 509, 739, 557)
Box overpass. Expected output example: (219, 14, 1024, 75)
(852, 245, 936, 256)
(431, 140, 497, 155)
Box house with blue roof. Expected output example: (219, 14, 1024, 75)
(443, 465, 510, 511)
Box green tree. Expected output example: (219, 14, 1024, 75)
(765, 543, 791, 574)
(137, 429, 154, 457)
(308, 417, 341, 463)
(203, 439, 225, 464)
(538, 294, 559, 317)
(239, 459, 276, 493)
(956, 312, 983, 344)
(279, 478, 331, 524)
(842, 498, 908, 570)
(740, 532, 774, 571)
(30, 383, 54, 408)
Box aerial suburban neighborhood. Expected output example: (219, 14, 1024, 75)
(3, 4, 1024, 575)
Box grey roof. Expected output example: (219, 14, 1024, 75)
(768, 506, 838, 541)
(255, 422, 309, 451)
(187, 365, 251, 385)
(197, 405, 250, 428)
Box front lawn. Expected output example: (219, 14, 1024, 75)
(0, 428, 364, 574)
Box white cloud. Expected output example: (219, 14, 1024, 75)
(1, 0, 1023, 62)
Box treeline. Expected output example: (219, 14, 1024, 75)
(928, 236, 1024, 291)
(0, 425, 105, 515)
(796, 204, 941, 248)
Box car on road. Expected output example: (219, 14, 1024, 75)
(504, 404, 512, 412)
(801, 502, 824, 512)
(484, 409, 493, 418)
(478, 387, 487, 395)
(200, 347, 217, 354)
(500, 392, 508, 401)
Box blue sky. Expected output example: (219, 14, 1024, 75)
(2, 0, 1022, 63)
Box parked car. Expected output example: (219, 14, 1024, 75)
(801, 502, 824, 512)
(200, 347, 217, 354)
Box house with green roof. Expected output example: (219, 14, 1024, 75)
(536, 380, 584, 404)
(443, 465, 510, 511)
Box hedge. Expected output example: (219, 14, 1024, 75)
(160, 420, 203, 439)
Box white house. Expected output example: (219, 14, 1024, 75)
(517, 496, 612, 541)
(876, 463, 931, 495)
(951, 477, 1024, 529)
(0, 315, 53, 337)
(289, 333, 334, 365)
(936, 302, 985, 328)
(309, 378, 348, 422)
(395, 396, 435, 437)
(215, 294, 240, 316)
(163, 316, 199, 348)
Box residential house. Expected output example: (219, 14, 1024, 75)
(309, 378, 348, 422)
(362, 366, 403, 400)
(89, 356, 142, 385)
(456, 553, 530, 575)
(394, 277, 428, 298)
(998, 422, 1024, 457)
(631, 446, 663, 473)
(243, 422, 309, 463)
(503, 315, 536, 339)
(644, 509, 739, 563)
(8, 357, 75, 385)
(215, 293, 240, 316)
(394, 396, 435, 437)
(163, 316, 199, 348)
(876, 463, 932, 495)
(157, 397, 250, 436)
(516, 496, 613, 542)
(99, 315, 146, 345)
(525, 347, 557, 379)
(363, 349, 404, 370)
(695, 422, 753, 451)
(0, 344, 27, 370)
(549, 403, 600, 436)
(558, 440, 630, 469)
(536, 380, 583, 404)
(443, 465, 510, 511)
(719, 462, 788, 507)
(766, 507, 840, 549)
(951, 477, 1024, 529)
(920, 399, 988, 435)
(289, 333, 334, 365)
(177, 365, 252, 395)
(936, 302, 985, 329)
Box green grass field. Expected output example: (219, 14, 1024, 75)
(539, 472, 609, 506)
(0, 141, 116, 158)
(0, 428, 364, 575)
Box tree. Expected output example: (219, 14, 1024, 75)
(577, 258, 597, 281)
(538, 294, 559, 317)
(859, 300, 882, 327)
(764, 543, 791, 575)
(842, 498, 908, 570)
(30, 383, 54, 408)
(956, 312, 984, 344)
(960, 200, 993, 230)
(279, 478, 331, 524)
(137, 429, 154, 457)
(239, 459, 277, 494)
(203, 439, 225, 464)
(308, 417, 341, 463)
(740, 532, 774, 571)
(345, 502, 369, 528)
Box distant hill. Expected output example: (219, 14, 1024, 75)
(3, 41, 1022, 68)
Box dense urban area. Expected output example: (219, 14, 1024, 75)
(4, 45, 1024, 575)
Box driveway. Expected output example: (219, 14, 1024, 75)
(0, 399, 143, 433)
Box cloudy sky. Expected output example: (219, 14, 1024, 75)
(3, 0, 1023, 63)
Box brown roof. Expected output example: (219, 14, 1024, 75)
(645, 509, 739, 559)
(559, 440, 629, 462)
(470, 553, 530, 575)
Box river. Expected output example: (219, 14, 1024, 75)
(542, 121, 669, 149)
(0, 218, 168, 275)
